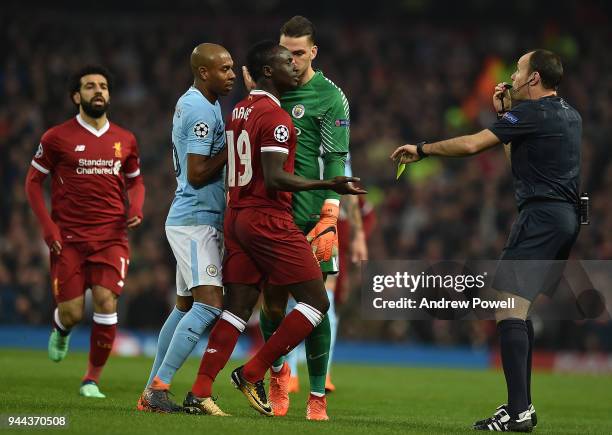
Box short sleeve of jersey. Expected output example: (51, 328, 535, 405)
(184, 101, 216, 156)
(123, 133, 141, 179)
(320, 87, 350, 154)
(31, 130, 60, 174)
(489, 103, 538, 145)
(260, 109, 293, 154)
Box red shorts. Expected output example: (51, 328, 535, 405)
(223, 207, 322, 286)
(50, 240, 129, 303)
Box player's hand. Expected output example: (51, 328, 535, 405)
(307, 202, 340, 262)
(351, 229, 368, 263)
(50, 240, 62, 255)
(493, 82, 512, 113)
(127, 216, 142, 229)
(390, 144, 420, 164)
(242, 66, 256, 92)
(328, 177, 367, 195)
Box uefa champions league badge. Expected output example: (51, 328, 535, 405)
(291, 104, 305, 119)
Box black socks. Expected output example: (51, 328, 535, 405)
(498, 318, 529, 419)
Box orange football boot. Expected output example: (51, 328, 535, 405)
(269, 362, 290, 416)
(306, 394, 329, 421)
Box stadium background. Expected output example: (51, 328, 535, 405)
(1, 0, 611, 373)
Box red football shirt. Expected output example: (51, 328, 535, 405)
(31, 115, 141, 242)
(226, 90, 297, 217)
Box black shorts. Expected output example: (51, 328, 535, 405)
(493, 201, 580, 301)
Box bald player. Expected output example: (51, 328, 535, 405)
(137, 43, 235, 413)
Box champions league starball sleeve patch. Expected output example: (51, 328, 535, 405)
(193, 121, 209, 139)
(273, 125, 289, 143)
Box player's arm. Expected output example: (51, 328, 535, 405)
(187, 148, 228, 188)
(185, 107, 226, 189)
(25, 144, 62, 254)
(261, 151, 364, 194)
(124, 135, 145, 229)
(346, 195, 368, 262)
(308, 88, 352, 260)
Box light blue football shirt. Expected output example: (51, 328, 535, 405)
(166, 86, 226, 230)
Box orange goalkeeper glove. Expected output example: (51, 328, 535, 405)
(306, 200, 340, 262)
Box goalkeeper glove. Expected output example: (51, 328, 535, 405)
(306, 200, 340, 262)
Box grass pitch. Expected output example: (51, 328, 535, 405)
(0, 349, 610, 434)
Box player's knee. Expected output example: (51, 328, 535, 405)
(60, 306, 83, 326)
(263, 304, 285, 322)
(310, 297, 330, 316)
(94, 296, 117, 314)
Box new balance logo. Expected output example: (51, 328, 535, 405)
(74, 145, 86, 152)
(206, 348, 218, 353)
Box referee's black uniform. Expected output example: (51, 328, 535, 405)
(490, 95, 582, 301)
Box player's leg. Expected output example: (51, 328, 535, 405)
(144, 294, 191, 388)
(151, 226, 223, 390)
(185, 282, 261, 416)
(80, 285, 118, 398)
(236, 278, 329, 416)
(284, 297, 301, 393)
(260, 286, 291, 415)
(185, 209, 261, 416)
(324, 274, 338, 392)
(48, 243, 87, 362)
(81, 241, 130, 398)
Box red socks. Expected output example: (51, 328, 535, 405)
(242, 309, 314, 383)
(191, 316, 243, 397)
(83, 313, 117, 384)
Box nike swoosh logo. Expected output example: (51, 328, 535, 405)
(187, 327, 200, 335)
(312, 227, 336, 241)
(308, 352, 328, 360)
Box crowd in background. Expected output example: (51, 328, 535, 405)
(1, 1, 611, 352)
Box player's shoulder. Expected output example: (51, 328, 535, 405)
(40, 117, 78, 143)
(251, 91, 292, 122)
(180, 87, 218, 114)
(312, 71, 348, 102)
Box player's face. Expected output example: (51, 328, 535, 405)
(510, 53, 536, 101)
(272, 48, 299, 94)
(74, 74, 110, 119)
(209, 52, 236, 96)
(279, 35, 317, 82)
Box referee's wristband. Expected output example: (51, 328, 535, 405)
(416, 141, 429, 159)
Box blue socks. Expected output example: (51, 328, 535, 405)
(156, 302, 221, 385)
(147, 306, 186, 386)
(326, 289, 338, 373)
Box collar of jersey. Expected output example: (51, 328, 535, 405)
(250, 90, 280, 107)
(76, 114, 110, 137)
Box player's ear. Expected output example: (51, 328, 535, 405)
(262, 65, 273, 78)
(529, 71, 540, 86)
(72, 92, 81, 106)
(310, 45, 318, 61)
(198, 66, 208, 81)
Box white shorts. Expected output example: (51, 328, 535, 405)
(165, 225, 224, 296)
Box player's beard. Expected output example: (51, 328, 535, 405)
(81, 98, 109, 119)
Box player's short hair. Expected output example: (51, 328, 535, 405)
(246, 40, 279, 83)
(280, 15, 316, 45)
(528, 49, 563, 90)
(69, 65, 114, 97)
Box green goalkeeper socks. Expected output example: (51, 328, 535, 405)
(305, 314, 331, 395)
(259, 308, 285, 368)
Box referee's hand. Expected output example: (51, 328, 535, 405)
(493, 82, 512, 113)
(390, 144, 420, 163)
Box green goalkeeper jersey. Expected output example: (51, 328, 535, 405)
(281, 70, 350, 229)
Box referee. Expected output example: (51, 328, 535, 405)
(391, 49, 581, 432)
